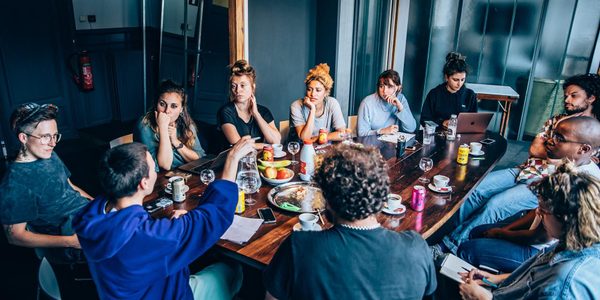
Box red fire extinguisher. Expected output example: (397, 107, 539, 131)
(68, 50, 94, 91)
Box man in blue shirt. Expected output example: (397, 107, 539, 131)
(73, 137, 254, 299)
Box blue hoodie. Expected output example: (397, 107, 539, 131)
(73, 180, 238, 300)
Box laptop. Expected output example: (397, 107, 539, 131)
(178, 148, 230, 174)
(456, 112, 494, 134)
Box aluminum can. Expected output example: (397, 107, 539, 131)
(172, 177, 186, 202)
(318, 128, 328, 144)
(235, 189, 245, 213)
(457, 144, 469, 165)
(262, 145, 274, 161)
(411, 185, 426, 211)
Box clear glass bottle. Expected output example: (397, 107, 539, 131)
(446, 114, 458, 140)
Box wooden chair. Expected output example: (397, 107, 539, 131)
(279, 120, 290, 145)
(109, 134, 133, 149)
(347, 115, 358, 137)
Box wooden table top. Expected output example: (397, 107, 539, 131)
(147, 131, 507, 269)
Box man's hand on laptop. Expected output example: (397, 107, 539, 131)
(222, 136, 256, 182)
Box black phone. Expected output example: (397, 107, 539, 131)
(480, 138, 495, 145)
(257, 208, 277, 224)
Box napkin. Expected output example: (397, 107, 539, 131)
(220, 215, 264, 244)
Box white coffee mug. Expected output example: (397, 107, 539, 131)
(433, 175, 450, 189)
(299, 213, 318, 230)
(167, 175, 185, 190)
(470, 142, 482, 154)
(387, 194, 402, 211)
(272, 143, 284, 154)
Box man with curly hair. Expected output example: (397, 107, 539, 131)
(263, 143, 436, 299)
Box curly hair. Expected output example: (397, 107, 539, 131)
(228, 59, 256, 101)
(534, 160, 600, 251)
(563, 73, 600, 119)
(313, 143, 389, 221)
(305, 63, 334, 92)
(443, 52, 469, 77)
(142, 80, 197, 148)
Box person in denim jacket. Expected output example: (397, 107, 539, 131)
(458, 161, 600, 300)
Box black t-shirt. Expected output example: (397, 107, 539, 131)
(264, 226, 437, 300)
(217, 102, 275, 143)
(420, 83, 478, 126)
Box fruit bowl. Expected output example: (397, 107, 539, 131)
(260, 168, 294, 185)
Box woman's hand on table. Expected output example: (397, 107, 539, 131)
(378, 124, 399, 135)
(170, 209, 188, 220)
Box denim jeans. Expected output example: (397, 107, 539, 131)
(443, 168, 539, 253)
(457, 220, 539, 273)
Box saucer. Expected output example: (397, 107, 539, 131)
(164, 185, 189, 194)
(382, 203, 406, 215)
(273, 151, 286, 158)
(428, 183, 452, 193)
(470, 150, 485, 156)
(293, 223, 322, 232)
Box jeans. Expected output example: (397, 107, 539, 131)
(443, 168, 539, 253)
(189, 262, 243, 300)
(457, 220, 539, 273)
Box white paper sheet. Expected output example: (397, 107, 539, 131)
(377, 132, 416, 144)
(220, 215, 264, 244)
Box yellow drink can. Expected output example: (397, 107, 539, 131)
(235, 190, 245, 214)
(457, 144, 469, 165)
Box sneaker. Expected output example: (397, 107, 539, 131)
(430, 244, 448, 267)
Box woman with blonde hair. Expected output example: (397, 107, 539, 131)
(290, 63, 346, 142)
(458, 161, 600, 300)
(134, 80, 205, 171)
(217, 60, 281, 149)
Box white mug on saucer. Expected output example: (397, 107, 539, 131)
(433, 175, 450, 189)
(387, 194, 402, 211)
(272, 143, 284, 155)
(166, 176, 185, 190)
(299, 213, 318, 230)
(470, 142, 482, 154)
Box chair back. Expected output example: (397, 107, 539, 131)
(279, 120, 290, 144)
(347, 115, 358, 137)
(37, 257, 61, 300)
(109, 134, 133, 149)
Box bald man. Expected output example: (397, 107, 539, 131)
(434, 116, 600, 257)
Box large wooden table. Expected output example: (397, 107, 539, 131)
(149, 131, 507, 269)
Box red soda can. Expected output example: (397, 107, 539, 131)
(411, 185, 426, 211)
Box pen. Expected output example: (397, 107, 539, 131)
(461, 267, 499, 288)
(230, 136, 261, 147)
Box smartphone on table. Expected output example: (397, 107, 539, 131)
(257, 207, 277, 224)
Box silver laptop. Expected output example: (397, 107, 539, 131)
(456, 112, 494, 134)
(178, 148, 230, 174)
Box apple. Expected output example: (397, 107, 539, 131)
(276, 168, 290, 179)
(264, 167, 277, 179)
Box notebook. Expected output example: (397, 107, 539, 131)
(178, 148, 230, 174)
(440, 254, 476, 283)
(456, 112, 494, 134)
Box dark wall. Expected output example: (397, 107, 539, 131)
(315, 0, 339, 91)
(248, 0, 317, 124)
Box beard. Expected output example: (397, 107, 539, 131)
(565, 103, 589, 115)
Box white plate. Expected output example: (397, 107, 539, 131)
(382, 204, 406, 215)
(273, 151, 286, 158)
(428, 183, 452, 193)
(260, 169, 294, 185)
(293, 223, 322, 232)
(164, 185, 189, 194)
(470, 150, 485, 156)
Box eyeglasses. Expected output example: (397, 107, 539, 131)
(548, 130, 588, 145)
(25, 133, 62, 145)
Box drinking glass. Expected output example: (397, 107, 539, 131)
(236, 156, 261, 205)
(287, 141, 300, 165)
(200, 169, 215, 186)
(418, 157, 433, 183)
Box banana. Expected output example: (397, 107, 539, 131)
(258, 159, 291, 168)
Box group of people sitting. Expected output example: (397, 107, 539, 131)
(1, 48, 600, 299)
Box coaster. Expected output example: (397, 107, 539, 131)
(293, 223, 322, 232)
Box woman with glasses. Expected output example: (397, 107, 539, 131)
(0, 103, 93, 295)
(459, 161, 600, 299)
(134, 80, 206, 171)
(357, 69, 417, 136)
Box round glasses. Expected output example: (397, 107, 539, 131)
(26, 133, 62, 145)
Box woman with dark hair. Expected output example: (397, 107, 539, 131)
(217, 60, 281, 149)
(458, 162, 600, 300)
(0, 103, 94, 298)
(357, 69, 417, 136)
(134, 79, 205, 171)
(420, 52, 478, 127)
(264, 143, 437, 299)
(290, 63, 346, 142)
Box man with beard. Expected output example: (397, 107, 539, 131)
(432, 73, 600, 258)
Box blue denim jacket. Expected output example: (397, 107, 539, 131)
(494, 243, 600, 299)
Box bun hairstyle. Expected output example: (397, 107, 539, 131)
(443, 52, 469, 77)
(229, 59, 256, 85)
(533, 160, 600, 251)
(305, 63, 334, 92)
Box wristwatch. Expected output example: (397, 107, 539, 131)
(175, 142, 184, 149)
